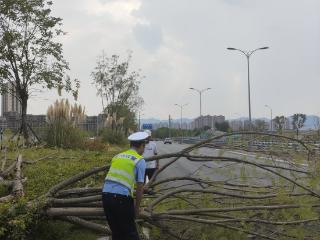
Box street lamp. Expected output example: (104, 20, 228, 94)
(174, 103, 188, 143)
(189, 88, 211, 117)
(227, 46, 269, 130)
(265, 105, 273, 132)
(138, 112, 144, 131)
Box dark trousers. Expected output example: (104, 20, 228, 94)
(144, 168, 156, 183)
(102, 193, 140, 240)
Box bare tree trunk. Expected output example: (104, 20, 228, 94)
(20, 95, 29, 145)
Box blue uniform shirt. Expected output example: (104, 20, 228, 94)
(102, 152, 146, 196)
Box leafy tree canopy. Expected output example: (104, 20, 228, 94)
(91, 51, 144, 117)
(0, 0, 79, 141)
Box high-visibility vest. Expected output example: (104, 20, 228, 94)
(105, 149, 143, 196)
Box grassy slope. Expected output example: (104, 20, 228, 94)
(1, 145, 124, 240)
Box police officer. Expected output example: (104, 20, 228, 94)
(143, 130, 158, 183)
(102, 131, 147, 240)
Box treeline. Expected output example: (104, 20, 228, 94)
(152, 121, 231, 139)
(152, 127, 202, 139)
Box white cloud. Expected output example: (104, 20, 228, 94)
(82, 0, 142, 22)
(27, 0, 320, 120)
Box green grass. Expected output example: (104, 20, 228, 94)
(1, 145, 125, 240)
(30, 220, 98, 240)
(3, 146, 123, 199)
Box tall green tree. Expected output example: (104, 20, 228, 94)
(0, 0, 79, 143)
(105, 103, 137, 134)
(91, 51, 144, 130)
(215, 121, 230, 132)
(253, 119, 267, 132)
(292, 113, 306, 137)
(273, 116, 286, 134)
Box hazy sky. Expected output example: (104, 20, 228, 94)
(27, 0, 320, 120)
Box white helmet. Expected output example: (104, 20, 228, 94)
(128, 131, 149, 141)
(144, 129, 152, 137)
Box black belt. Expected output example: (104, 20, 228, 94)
(103, 192, 132, 200)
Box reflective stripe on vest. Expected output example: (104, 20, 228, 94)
(105, 149, 143, 195)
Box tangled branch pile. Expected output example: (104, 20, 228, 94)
(1, 132, 320, 239)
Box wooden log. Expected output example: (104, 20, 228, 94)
(59, 216, 111, 234)
(0, 180, 14, 187)
(56, 187, 101, 198)
(0, 148, 7, 172)
(1, 161, 16, 178)
(0, 178, 27, 187)
(12, 155, 24, 197)
(53, 201, 103, 208)
(45, 166, 108, 197)
(81, 216, 106, 220)
(47, 207, 105, 217)
(0, 194, 14, 203)
(51, 195, 102, 205)
(23, 152, 58, 164)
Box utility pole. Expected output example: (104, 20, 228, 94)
(168, 115, 171, 138)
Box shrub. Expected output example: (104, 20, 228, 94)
(100, 128, 127, 145)
(46, 99, 87, 149)
(85, 137, 109, 151)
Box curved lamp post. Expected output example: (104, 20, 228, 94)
(189, 88, 211, 117)
(175, 103, 188, 143)
(227, 47, 269, 130)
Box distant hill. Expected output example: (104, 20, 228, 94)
(140, 118, 193, 125)
(141, 115, 319, 130)
(229, 115, 319, 130)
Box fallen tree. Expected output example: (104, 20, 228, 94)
(1, 132, 320, 239)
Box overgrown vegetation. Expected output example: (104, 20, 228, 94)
(1, 132, 320, 239)
(91, 51, 143, 142)
(99, 128, 127, 145)
(0, 146, 123, 239)
(46, 99, 87, 148)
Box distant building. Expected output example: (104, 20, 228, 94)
(3, 111, 20, 130)
(0, 117, 7, 129)
(191, 115, 225, 129)
(80, 115, 98, 133)
(230, 120, 243, 131)
(79, 114, 108, 135)
(1, 82, 22, 116)
(26, 114, 46, 129)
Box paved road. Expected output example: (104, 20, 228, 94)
(153, 141, 309, 190)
